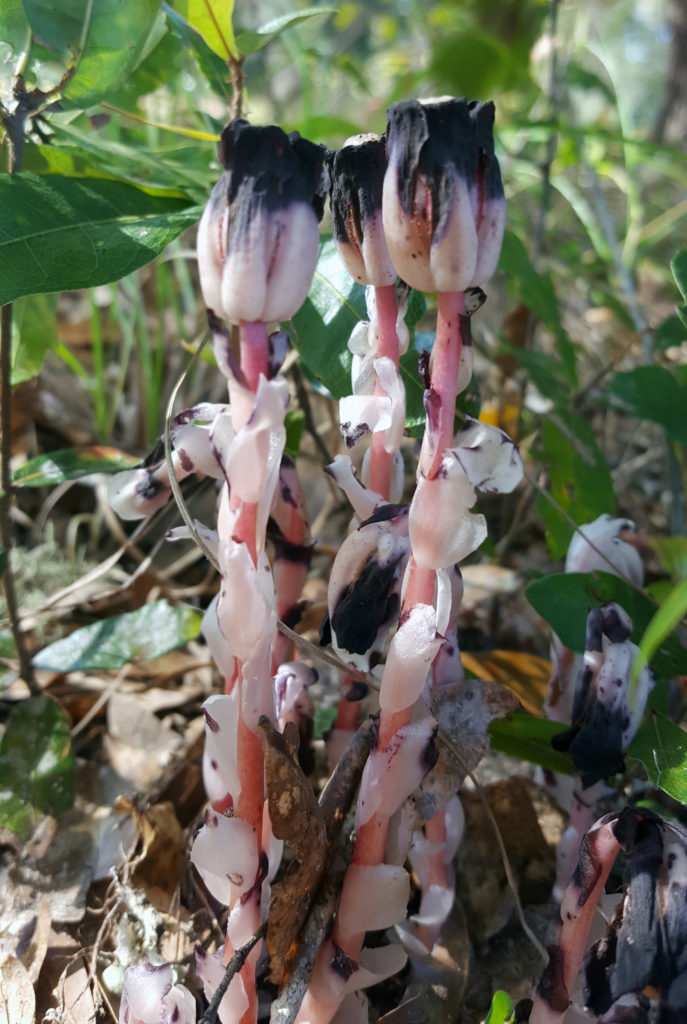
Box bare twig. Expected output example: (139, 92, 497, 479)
(200, 924, 266, 1024)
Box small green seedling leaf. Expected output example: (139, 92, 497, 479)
(627, 711, 687, 803)
(485, 990, 515, 1024)
(33, 600, 202, 672)
(0, 174, 200, 305)
(284, 409, 305, 459)
(631, 576, 687, 690)
(235, 7, 336, 54)
(488, 714, 574, 776)
(13, 447, 139, 488)
(526, 571, 687, 682)
(313, 706, 338, 740)
(0, 697, 75, 838)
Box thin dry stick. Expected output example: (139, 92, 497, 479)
(200, 925, 267, 1024)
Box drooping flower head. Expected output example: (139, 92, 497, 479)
(328, 134, 396, 287)
(197, 119, 327, 324)
(382, 97, 506, 293)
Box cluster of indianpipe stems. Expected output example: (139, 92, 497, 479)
(112, 97, 680, 1024)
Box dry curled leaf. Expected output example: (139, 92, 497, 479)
(0, 956, 35, 1024)
(417, 680, 518, 820)
(461, 649, 551, 717)
(260, 718, 327, 989)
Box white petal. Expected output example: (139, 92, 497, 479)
(121, 963, 172, 1023)
(379, 604, 443, 713)
(429, 173, 478, 292)
(451, 418, 523, 494)
(337, 864, 410, 941)
(220, 207, 269, 324)
(356, 719, 437, 827)
(262, 204, 321, 323)
(339, 393, 392, 446)
(382, 168, 435, 293)
(409, 466, 485, 570)
(341, 944, 408, 996)
(410, 884, 454, 927)
(471, 195, 507, 287)
(197, 189, 226, 319)
(224, 377, 288, 504)
(324, 455, 383, 520)
(374, 357, 406, 454)
(191, 811, 257, 903)
(172, 421, 226, 480)
(201, 693, 240, 802)
(565, 513, 644, 586)
(217, 542, 275, 663)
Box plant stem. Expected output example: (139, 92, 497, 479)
(368, 283, 399, 498)
(0, 86, 36, 693)
(201, 925, 266, 1024)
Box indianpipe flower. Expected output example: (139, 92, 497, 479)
(550, 602, 654, 900)
(545, 514, 644, 725)
(530, 809, 687, 1024)
(197, 119, 327, 328)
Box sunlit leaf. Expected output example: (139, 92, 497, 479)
(64, 0, 163, 106)
(164, 1, 230, 98)
(485, 990, 515, 1024)
(13, 447, 138, 488)
(631, 577, 687, 689)
(461, 650, 551, 717)
(0, 0, 31, 63)
(526, 571, 687, 682)
(651, 537, 687, 582)
(33, 600, 202, 672)
(0, 697, 74, 838)
(611, 366, 687, 445)
(11, 293, 58, 385)
(627, 711, 687, 803)
(20, 0, 87, 54)
(169, 0, 237, 59)
(235, 7, 336, 55)
(0, 174, 200, 305)
(488, 714, 574, 776)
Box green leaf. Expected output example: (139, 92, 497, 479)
(169, 0, 237, 59)
(499, 230, 577, 385)
(652, 537, 687, 582)
(284, 409, 305, 459)
(163, 2, 229, 98)
(235, 7, 336, 55)
(11, 292, 58, 385)
(313, 706, 337, 740)
(0, 174, 200, 305)
(536, 411, 615, 558)
(0, 697, 74, 839)
(611, 366, 687, 445)
(671, 250, 687, 302)
(13, 446, 138, 488)
(63, 0, 163, 107)
(292, 240, 428, 435)
(20, 0, 87, 54)
(654, 314, 686, 351)
(33, 600, 202, 672)
(0, 0, 31, 63)
(291, 238, 367, 400)
(631, 577, 687, 689)
(526, 571, 687, 682)
(485, 990, 515, 1024)
(627, 711, 687, 803)
(488, 714, 574, 776)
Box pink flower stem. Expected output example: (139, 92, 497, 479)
(335, 284, 400, 732)
(239, 319, 271, 392)
(368, 283, 400, 498)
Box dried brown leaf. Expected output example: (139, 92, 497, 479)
(0, 956, 35, 1024)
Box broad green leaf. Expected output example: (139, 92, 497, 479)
(627, 711, 687, 803)
(0, 697, 74, 839)
(291, 238, 366, 400)
(526, 571, 687, 682)
(499, 230, 577, 385)
(235, 7, 336, 55)
(654, 314, 686, 350)
(631, 577, 687, 689)
(170, 0, 237, 59)
(13, 446, 138, 488)
(0, 0, 31, 63)
(652, 537, 687, 582)
(63, 0, 163, 106)
(536, 411, 615, 559)
(485, 990, 515, 1024)
(11, 292, 58, 385)
(20, 0, 87, 54)
(0, 174, 200, 305)
(488, 714, 574, 776)
(611, 366, 687, 445)
(164, 2, 229, 98)
(33, 600, 202, 672)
